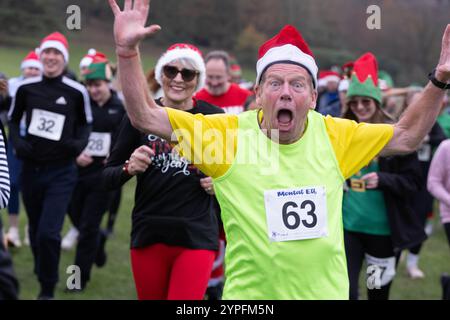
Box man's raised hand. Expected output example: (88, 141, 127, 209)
(436, 24, 450, 83)
(108, 0, 161, 55)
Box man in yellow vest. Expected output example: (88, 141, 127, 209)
(108, 0, 450, 299)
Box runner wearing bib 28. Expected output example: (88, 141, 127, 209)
(66, 57, 125, 291)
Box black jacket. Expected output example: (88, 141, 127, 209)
(377, 152, 427, 252)
(103, 98, 224, 250)
(8, 75, 92, 165)
(412, 122, 446, 222)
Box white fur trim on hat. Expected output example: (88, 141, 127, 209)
(318, 78, 327, 88)
(154, 48, 205, 92)
(322, 75, 340, 84)
(256, 44, 318, 88)
(21, 60, 43, 71)
(79, 49, 96, 69)
(79, 56, 94, 69)
(39, 40, 69, 64)
(338, 79, 349, 92)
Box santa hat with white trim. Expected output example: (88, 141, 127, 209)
(38, 32, 69, 64)
(320, 71, 341, 84)
(256, 25, 318, 88)
(79, 49, 108, 70)
(21, 50, 43, 72)
(154, 43, 205, 92)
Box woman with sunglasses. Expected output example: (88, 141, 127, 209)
(341, 53, 424, 300)
(103, 44, 223, 300)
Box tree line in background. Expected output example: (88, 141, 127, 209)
(0, 0, 449, 85)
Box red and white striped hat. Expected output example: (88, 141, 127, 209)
(256, 25, 318, 88)
(79, 49, 108, 70)
(21, 50, 43, 71)
(154, 43, 206, 91)
(39, 32, 69, 64)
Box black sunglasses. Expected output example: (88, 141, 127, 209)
(162, 65, 199, 82)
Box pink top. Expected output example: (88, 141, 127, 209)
(428, 139, 450, 224)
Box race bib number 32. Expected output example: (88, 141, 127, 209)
(264, 186, 328, 242)
(28, 109, 66, 141)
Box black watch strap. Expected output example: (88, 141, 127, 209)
(428, 69, 450, 90)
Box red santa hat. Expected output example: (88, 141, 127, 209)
(79, 49, 107, 69)
(256, 25, 318, 88)
(341, 61, 354, 72)
(38, 32, 69, 64)
(318, 70, 341, 87)
(154, 43, 205, 92)
(21, 50, 43, 72)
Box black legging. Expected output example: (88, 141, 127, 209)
(106, 187, 122, 233)
(344, 230, 401, 300)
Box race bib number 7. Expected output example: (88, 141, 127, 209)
(264, 186, 328, 242)
(28, 109, 66, 141)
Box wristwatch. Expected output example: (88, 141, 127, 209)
(428, 69, 450, 90)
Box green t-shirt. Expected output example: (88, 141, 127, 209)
(437, 112, 450, 138)
(343, 159, 391, 235)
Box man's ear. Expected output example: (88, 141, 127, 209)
(310, 89, 318, 110)
(254, 84, 262, 107)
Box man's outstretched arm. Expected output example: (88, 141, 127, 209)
(109, 0, 172, 140)
(382, 24, 450, 156)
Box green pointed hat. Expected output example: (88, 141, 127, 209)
(346, 52, 382, 104)
(83, 58, 112, 82)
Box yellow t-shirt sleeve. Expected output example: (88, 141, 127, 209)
(165, 107, 238, 179)
(324, 116, 394, 179)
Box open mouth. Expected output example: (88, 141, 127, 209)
(277, 109, 293, 125)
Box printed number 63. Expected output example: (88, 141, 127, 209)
(282, 200, 317, 229)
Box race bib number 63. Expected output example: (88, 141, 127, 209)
(264, 186, 328, 242)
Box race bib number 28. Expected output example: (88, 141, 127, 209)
(28, 109, 66, 141)
(264, 186, 328, 242)
(85, 132, 111, 157)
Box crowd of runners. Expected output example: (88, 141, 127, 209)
(0, 0, 449, 300)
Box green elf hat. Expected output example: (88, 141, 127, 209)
(83, 57, 112, 82)
(346, 52, 382, 104)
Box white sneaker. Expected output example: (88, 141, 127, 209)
(61, 226, 79, 250)
(407, 266, 425, 279)
(23, 225, 30, 246)
(6, 227, 22, 248)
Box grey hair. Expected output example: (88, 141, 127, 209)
(204, 50, 231, 71)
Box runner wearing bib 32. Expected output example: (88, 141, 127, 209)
(8, 32, 92, 300)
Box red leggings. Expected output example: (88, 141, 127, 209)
(130, 243, 215, 300)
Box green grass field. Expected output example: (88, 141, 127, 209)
(1, 44, 449, 300)
(7, 180, 137, 300)
(0, 44, 158, 80)
(6, 181, 450, 300)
